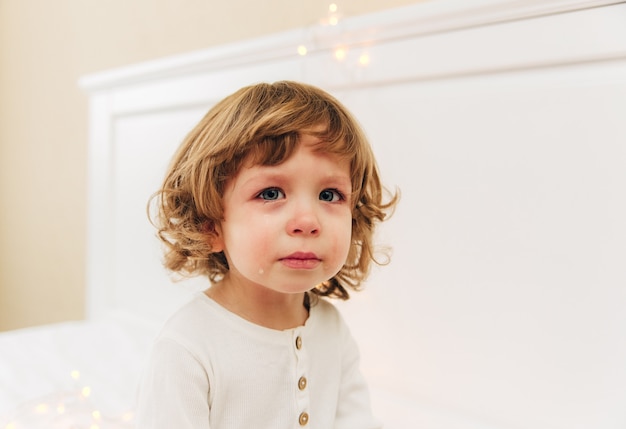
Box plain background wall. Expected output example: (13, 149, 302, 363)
(0, 0, 424, 331)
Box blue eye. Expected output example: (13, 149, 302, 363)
(319, 189, 343, 202)
(258, 188, 284, 200)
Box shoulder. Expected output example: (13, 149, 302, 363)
(306, 298, 363, 372)
(310, 297, 342, 322)
(145, 293, 228, 373)
(163, 293, 213, 326)
(154, 293, 220, 346)
(308, 297, 351, 340)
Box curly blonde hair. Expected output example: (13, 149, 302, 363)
(150, 81, 397, 299)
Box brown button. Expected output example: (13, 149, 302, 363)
(298, 412, 309, 426)
(298, 376, 307, 390)
(295, 336, 302, 350)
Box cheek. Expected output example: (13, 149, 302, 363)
(341, 227, 353, 259)
(223, 216, 274, 267)
(332, 215, 354, 262)
(250, 215, 274, 254)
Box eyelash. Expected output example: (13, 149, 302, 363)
(319, 188, 344, 202)
(256, 187, 345, 202)
(257, 187, 284, 201)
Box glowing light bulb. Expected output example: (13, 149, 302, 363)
(334, 47, 347, 61)
(5, 421, 17, 429)
(71, 370, 80, 380)
(329, 15, 339, 25)
(359, 53, 370, 66)
(57, 403, 66, 414)
(81, 386, 92, 398)
(92, 410, 102, 420)
(329, 3, 338, 13)
(90, 425, 100, 429)
(297, 45, 307, 56)
(35, 403, 49, 414)
(122, 411, 135, 422)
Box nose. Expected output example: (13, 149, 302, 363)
(287, 201, 320, 236)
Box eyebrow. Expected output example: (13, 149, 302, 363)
(239, 171, 351, 189)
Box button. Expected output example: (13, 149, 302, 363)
(298, 376, 307, 390)
(295, 336, 302, 350)
(298, 412, 309, 426)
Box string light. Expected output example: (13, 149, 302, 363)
(81, 386, 92, 398)
(5, 374, 135, 428)
(122, 411, 135, 422)
(334, 47, 347, 61)
(358, 52, 370, 66)
(298, 3, 374, 68)
(321, 2, 341, 26)
(34, 403, 49, 414)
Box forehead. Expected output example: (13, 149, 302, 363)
(242, 129, 350, 166)
(243, 137, 350, 175)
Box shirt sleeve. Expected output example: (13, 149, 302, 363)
(334, 325, 383, 429)
(135, 337, 211, 429)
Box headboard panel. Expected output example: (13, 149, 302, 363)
(81, 1, 626, 428)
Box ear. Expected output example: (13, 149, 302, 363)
(203, 221, 225, 253)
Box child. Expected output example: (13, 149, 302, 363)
(136, 81, 398, 428)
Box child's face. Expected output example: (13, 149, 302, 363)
(213, 133, 353, 295)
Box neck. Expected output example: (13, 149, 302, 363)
(205, 276, 309, 330)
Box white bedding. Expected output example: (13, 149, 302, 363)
(0, 313, 160, 428)
(0, 314, 495, 429)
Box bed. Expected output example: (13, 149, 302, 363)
(2, 0, 626, 428)
(0, 314, 156, 428)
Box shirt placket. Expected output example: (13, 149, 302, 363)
(293, 329, 310, 427)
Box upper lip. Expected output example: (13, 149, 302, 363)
(281, 252, 320, 260)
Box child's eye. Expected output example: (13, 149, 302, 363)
(257, 187, 284, 200)
(319, 189, 343, 202)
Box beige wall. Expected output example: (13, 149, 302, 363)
(0, 0, 422, 331)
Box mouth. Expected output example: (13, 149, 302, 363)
(279, 252, 321, 269)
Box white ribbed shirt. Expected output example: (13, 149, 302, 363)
(135, 292, 381, 429)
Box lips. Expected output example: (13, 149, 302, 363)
(280, 252, 321, 269)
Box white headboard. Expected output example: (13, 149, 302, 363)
(80, 1, 626, 428)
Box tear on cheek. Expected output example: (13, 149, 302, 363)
(258, 268, 264, 275)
